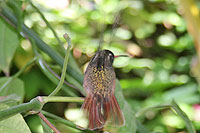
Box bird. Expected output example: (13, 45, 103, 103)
(81, 49, 125, 130)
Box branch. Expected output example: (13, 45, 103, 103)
(38, 112, 60, 133)
(0, 96, 84, 121)
(0, 97, 42, 121)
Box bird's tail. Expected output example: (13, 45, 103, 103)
(81, 93, 125, 130)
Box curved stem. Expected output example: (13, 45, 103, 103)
(48, 34, 72, 96)
(135, 104, 171, 118)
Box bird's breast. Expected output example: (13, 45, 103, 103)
(84, 66, 115, 97)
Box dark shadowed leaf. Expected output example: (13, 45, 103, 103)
(0, 18, 19, 75)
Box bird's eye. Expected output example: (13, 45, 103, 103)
(108, 53, 114, 62)
(109, 53, 113, 57)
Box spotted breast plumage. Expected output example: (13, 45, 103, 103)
(80, 50, 125, 130)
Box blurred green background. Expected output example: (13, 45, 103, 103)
(1, 0, 200, 132)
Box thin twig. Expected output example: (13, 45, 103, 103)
(108, 10, 122, 47)
(38, 112, 60, 133)
(0, 57, 37, 92)
(49, 33, 72, 96)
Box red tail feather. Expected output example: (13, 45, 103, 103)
(81, 94, 125, 130)
(108, 95, 125, 126)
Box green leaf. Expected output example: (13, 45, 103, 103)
(0, 77, 24, 103)
(0, 103, 31, 133)
(0, 94, 21, 106)
(0, 18, 19, 75)
(163, 83, 198, 104)
(115, 80, 137, 133)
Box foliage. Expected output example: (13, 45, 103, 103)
(0, 0, 199, 132)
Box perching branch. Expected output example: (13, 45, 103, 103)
(43, 96, 84, 103)
(0, 97, 42, 121)
(0, 95, 84, 121)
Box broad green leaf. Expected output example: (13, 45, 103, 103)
(144, 83, 199, 107)
(0, 103, 31, 133)
(115, 80, 137, 133)
(0, 77, 24, 103)
(0, 18, 19, 74)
